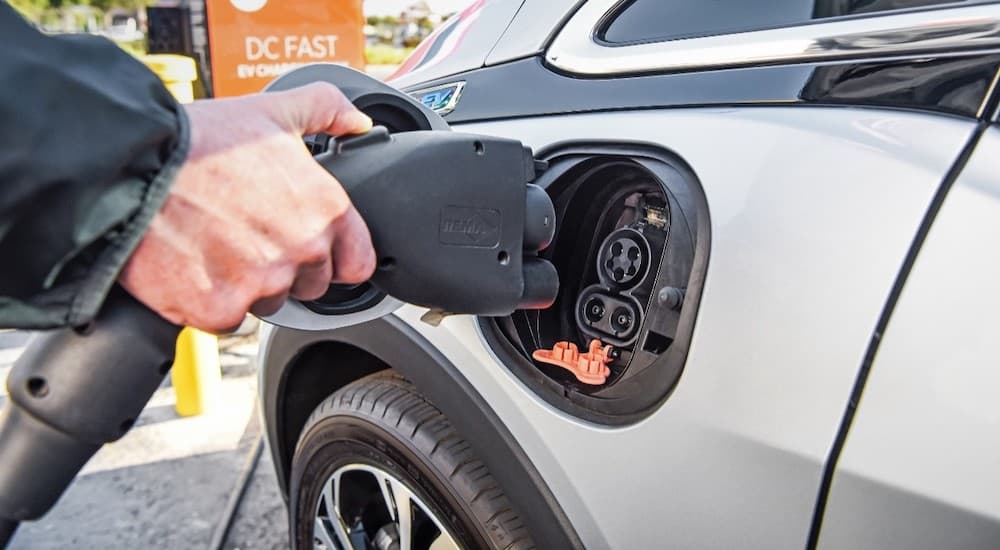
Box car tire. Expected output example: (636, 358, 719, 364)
(289, 371, 535, 549)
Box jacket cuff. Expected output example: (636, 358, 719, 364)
(66, 107, 191, 327)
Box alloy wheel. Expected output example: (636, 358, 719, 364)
(313, 463, 461, 550)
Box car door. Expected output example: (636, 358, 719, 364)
(393, 1, 1000, 547)
(817, 123, 1000, 550)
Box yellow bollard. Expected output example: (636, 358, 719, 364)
(170, 327, 222, 417)
(140, 54, 198, 104)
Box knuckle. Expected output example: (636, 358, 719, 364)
(321, 191, 352, 220)
(338, 254, 375, 284)
(196, 296, 237, 328)
(204, 285, 254, 328)
(250, 296, 285, 318)
(216, 307, 249, 332)
(297, 238, 331, 266)
(292, 282, 327, 302)
(290, 265, 333, 301)
(257, 266, 297, 298)
(304, 82, 349, 111)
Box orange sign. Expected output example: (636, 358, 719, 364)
(205, 0, 365, 97)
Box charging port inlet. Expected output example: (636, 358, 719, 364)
(477, 144, 710, 425)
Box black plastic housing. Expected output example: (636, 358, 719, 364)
(0, 288, 181, 521)
(266, 65, 558, 317)
(317, 127, 558, 315)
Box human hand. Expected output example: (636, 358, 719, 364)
(119, 83, 376, 332)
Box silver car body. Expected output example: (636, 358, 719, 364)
(420, 108, 978, 549)
(261, 1, 1000, 548)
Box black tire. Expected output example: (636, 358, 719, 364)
(289, 371, 535, 550)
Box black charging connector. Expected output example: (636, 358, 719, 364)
(319, 127, 558, 315)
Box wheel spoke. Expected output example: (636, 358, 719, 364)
(375, 472, 398, 522)
(428, 531, 462, 550)
(324, 472, 355, 549)
(385, 476, 414, 550)
(322, 475, 337, 520)
(318, 464, 462, 550)
(313, 516, 339, 550)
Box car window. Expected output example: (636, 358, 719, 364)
(600, 0, 978, 44)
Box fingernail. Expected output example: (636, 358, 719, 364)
(350, 110, 374, 132)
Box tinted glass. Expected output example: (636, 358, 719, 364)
(601, 0, 976, 44)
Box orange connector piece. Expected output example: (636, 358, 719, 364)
(532, 339, 614, 385)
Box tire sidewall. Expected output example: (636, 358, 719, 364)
(289, 414, 490, 549)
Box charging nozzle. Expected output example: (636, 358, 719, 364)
(520, 257, 559, 310)
(523, 183, 555, 252)
(310, 127, 559, 317)
(262, 66, 560, 330)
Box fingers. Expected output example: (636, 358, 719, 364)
(249, 207, 373, 319)
(236, 207, 373, 319)
(250, 292, 289, 318)
(289, 256, 334, 301)
(268, 82, 373, 137)
(120, 85, 377, 333)
(239, 212, 372, 318)
(123, 219, 373, 330)
(330, 207, 377, 284)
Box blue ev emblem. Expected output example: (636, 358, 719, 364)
(412, 82, 466, 116)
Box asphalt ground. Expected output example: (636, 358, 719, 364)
(0, 330, 290, 549)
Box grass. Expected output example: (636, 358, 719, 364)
(365, 44, 413, 66)
(115, 39, 147, 57)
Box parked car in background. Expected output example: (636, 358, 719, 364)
(260, 1, 1000, 548)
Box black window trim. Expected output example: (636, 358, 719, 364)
(595, 0, 994, 47)
(546, 0, 1000, 77)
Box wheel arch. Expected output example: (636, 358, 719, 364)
(259, 315, 584, 550)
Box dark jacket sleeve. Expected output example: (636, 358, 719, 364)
(0, 4, 190, 329)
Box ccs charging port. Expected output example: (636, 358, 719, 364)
(584, 297, 606, 323)
(576, 288, 642, 345)
(478, 145, 709, 425)
(599, 228, 651, 289)
(611, 306, 635, 334)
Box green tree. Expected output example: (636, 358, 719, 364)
(88, 0, 153, 11)
(9, 0, 151, 19)
(8, 0, 53, 20)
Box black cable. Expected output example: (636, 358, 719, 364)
(0, 517, 19, 548)
(208, 434, 264, 550)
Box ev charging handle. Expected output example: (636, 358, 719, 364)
(0, 127, 557, 540)
(0, 67, 558, 545)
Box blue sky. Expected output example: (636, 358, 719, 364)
(364, 0, 476, 16)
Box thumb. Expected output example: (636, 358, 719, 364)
(267, 82, 373, 137)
